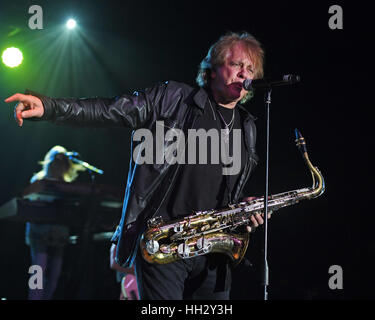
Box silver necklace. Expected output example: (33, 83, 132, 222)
(208, 98, 216, 120)
(208, 98, 235, 143)
(217, 108, 235, 143)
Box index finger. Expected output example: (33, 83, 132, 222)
(243, 196, 257, 201)
(4, 93, 27, 103)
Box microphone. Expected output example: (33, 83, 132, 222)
(65, 152, 104, 175)
(70, 157, 104, 175)
(243, 74, 301, 90)
(65, 151, 80, 157)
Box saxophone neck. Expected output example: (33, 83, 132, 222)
(295, 129, 325, 198)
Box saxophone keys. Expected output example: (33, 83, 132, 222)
(177, 243, 191, 258)
(159, 244, 171, 254)
(185, 228, 197, 236)
(174, 224, 184, 233)
(212, 221, 220, 229)
(145, 240, 159, 255)
(196, 237, 212, 253)
(200, 224, 210, 232)
(147, 216, 163, 228)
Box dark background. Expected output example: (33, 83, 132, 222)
(0, 0, 372, 300)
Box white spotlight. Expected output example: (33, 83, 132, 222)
(66, 19, 77, 29)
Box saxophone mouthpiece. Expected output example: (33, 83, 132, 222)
(295, 128, 308, 155)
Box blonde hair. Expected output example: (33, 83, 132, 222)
(31, 145, 84, 183)
(196, 31, 265, 103)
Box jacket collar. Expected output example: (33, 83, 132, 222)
(192, 87, 208, 110)
(237, 104, 257, 121)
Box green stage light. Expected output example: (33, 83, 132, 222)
(2, 47, 23, 68)
(66, 19, 77, 29)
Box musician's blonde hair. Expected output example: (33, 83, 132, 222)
(31, 145, 83, 183)
(196, 31, 265, 103)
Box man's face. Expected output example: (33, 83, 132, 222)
(210, 42, 255, 105)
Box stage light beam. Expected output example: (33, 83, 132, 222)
(66, 19, 77, 29)
(2, 47, 23, 68)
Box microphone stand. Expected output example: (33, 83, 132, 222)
(262, 88, 272, 300)
(73, 167, 103, 299)
(245, 75, 300, 300)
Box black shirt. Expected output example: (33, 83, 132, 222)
(160, 99, 247, 221)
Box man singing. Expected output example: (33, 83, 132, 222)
(5, 31, 267, 300)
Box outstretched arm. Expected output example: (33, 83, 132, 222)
(5, 82, 168, 129)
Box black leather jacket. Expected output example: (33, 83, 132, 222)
(30, 80, 259, 267)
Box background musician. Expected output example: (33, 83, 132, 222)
(25, 145, 85, 300)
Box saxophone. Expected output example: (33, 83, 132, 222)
(140, 129, 325, 265)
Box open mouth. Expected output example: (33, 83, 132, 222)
(232, 82, 243, 90)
